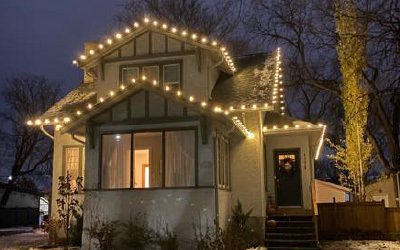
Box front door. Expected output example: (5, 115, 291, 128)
(274, 149, 302, 207)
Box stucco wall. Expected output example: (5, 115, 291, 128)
(82, 188, 215, 249)
(95, 31, 217, 102)
(366, 175, 399, 207)
(265, 133, 313, 209)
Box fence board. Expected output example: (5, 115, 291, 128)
(318, 201, 400, 240)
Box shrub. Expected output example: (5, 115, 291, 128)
(70, 205, 84, 246)
(223, 200, 258, 250)
(43, 218, 62, 246)
(120, 213, 154, 250)
(87, 218, 118, 250)
(193, 222, 224, 250)
(156, 225, 179, 250)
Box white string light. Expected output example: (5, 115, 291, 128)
(71, 17, 236, 72)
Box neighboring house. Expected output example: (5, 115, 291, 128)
(27, 18, 325, 247)
(314, 179, 350, 204)
(0, 183, 41, 228)
(366, 174, 400, 208)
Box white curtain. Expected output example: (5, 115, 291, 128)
(102, 134, 131, 189)
(165, 131, 195, 187)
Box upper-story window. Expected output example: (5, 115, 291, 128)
(163, 64, 180, 91)
(120, 61, 181, 89)
(121, 67, 139, 85)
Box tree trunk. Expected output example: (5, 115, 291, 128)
(0, 180, 14, 207)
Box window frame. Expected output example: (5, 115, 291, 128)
(119, 60, 183, 90)
(62, 145, 84, 178)
(99, 127, 198, 190)
(121, 67, 140, 86)
(163, 63, 181, 89)
(216, 135, 230, 190)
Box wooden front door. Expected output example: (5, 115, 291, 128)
(274, 149, 302, 207)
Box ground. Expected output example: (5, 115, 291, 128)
(0, 229, 47, 250)
(320, 240, 400, 250)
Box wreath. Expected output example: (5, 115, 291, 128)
(278, 157, 298, 175)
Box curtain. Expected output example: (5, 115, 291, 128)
(102, 134, 131, 189)
(165, 131, 195, 187)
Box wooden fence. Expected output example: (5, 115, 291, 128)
(318, 201, 400, 240)
(0, 207, 39, 228)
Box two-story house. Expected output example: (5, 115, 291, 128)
(27, 18, 326, 249)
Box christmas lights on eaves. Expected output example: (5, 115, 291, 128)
(273, 48, 285, 115)
(72, 17, 236, 73)
(26, 76, 270, 137)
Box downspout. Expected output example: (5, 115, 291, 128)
(71, 133, 85, 146)
(396, 171, 400, 207)
(40, 125, 53, 140)
(208, 54, 225, 98)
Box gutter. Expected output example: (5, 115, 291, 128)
(71, 133, 85, 146)
(39, 125, 54, 140)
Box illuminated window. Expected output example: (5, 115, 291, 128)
(121, 67, 139, 85)
(163, 64, 180, 91)
(64, 147, 81, 189)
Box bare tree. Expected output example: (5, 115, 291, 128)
(0, 74, 60, 207)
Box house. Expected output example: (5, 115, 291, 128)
(366, 173, 400, 208)
(27, 18, 326, 248)
(313, 179, 350, 204)
(0, 183, 41, 228)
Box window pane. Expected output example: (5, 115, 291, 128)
(165, 130, 195, 187)
(163, 64, 180, 90)
(102, 134, 131, 189)
(65, 147, 80, 189)
(134, 132, 162, 188)
(122, 67, 139, 85)
(143, 66, 159, 83)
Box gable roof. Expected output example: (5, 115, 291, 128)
(211, 53, 275, 107)
(73, 17, 236, 74)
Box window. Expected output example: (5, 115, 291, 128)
(101, 134, 131, 189)
(165, 130, 195, 187)
(101, 129, 196, 189)
(217, 136, 230, 189)
(163, 64, 180, 90)
(143, 66, 159, 83)
(64, 147, 81, 189)
(121, 67, 139, 85)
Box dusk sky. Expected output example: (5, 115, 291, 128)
(0, 1, 127, 95)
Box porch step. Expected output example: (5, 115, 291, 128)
(266, 215, 318, 250)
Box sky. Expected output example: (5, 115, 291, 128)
(0, 1, 128, 183)
(0, 0, 127, 95)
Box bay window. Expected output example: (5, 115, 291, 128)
(101, 129, 196, 189)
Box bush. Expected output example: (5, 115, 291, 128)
(43, 218, 62, 246)
(156, 225, 179, 250)
(193, 222, 224, 250)
(120, 213, 154, 250)
(223, 200, 258, 250)
(70, 206, 84, 246)
(87, 218, 118, 250)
